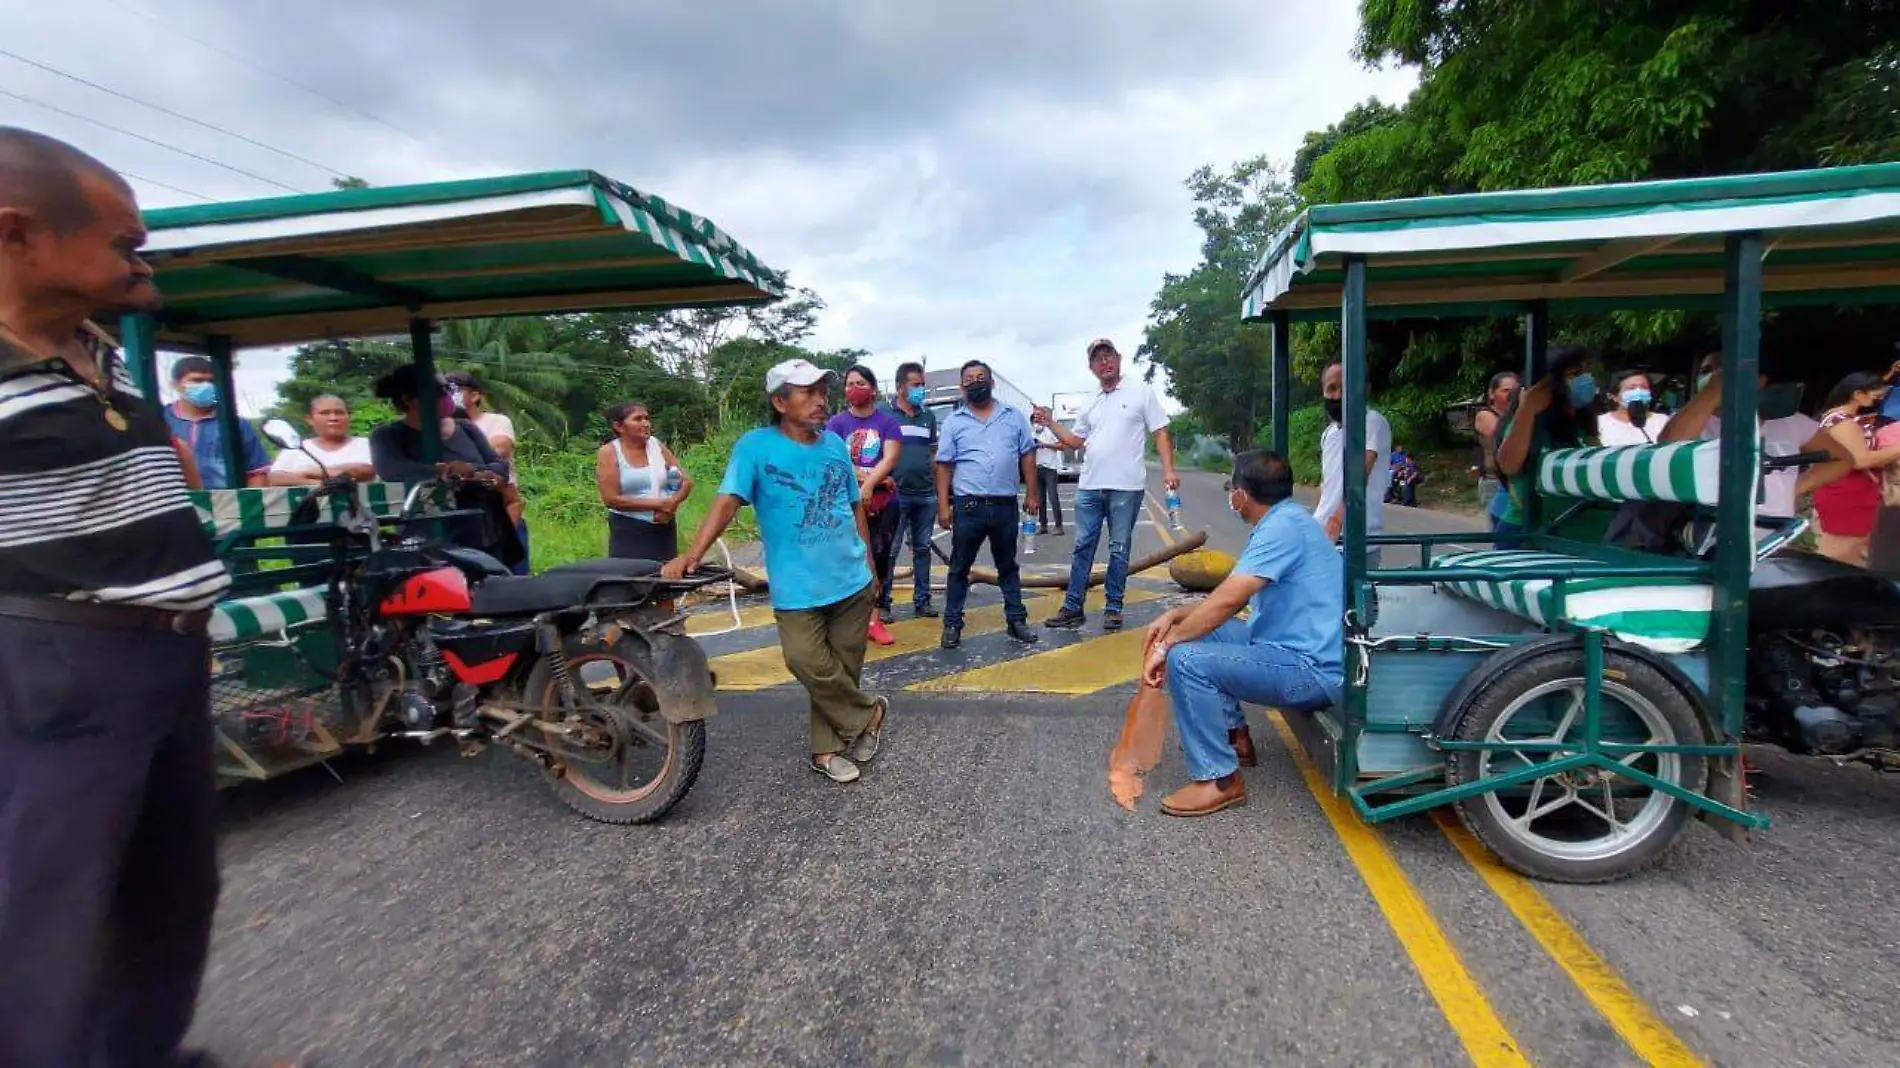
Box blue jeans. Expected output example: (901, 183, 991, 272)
(1166, 620, 1342, 781)
(1062, 488, 1144, 615)
(944, 496, 1026, 628)
(895, 491, 937, 608)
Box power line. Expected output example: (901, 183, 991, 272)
(99, 0, 422, 144)
(0, 49, 348, 180)
(119, 168, 213, 202)
(0, 86, 306, 194)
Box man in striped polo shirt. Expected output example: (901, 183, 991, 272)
(0, 129, 233, 1067)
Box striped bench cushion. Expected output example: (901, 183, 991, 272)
(1537, 441, 1722, 506)
(1429, 549, 1711, 653)
(210, 587, 327, 643)
(192, 483, 412, 539)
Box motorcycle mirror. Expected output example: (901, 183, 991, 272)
(261, 418, 303, 450)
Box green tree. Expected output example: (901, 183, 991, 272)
(434, 317, 578, 442)
(1139, 158, 1299, 447)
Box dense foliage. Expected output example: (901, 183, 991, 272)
(1141, 0, 1900, 461)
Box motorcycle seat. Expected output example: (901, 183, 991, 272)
(469, 570, 656, 617)
(541, 557, 663, 577)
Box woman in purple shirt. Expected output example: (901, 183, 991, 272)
(827, 365, 904, 644)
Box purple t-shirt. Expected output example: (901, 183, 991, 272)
(827, 407, 904, 509)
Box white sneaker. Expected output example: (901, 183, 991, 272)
(847, 696, 889, 764)
(810, 753, 861, 783)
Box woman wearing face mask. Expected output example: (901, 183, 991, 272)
(1490, 346, 1600, 548)
(1807, 371, 1900, 566)
(826, 365, 904, 645)
(1597, 370, 1671, 447)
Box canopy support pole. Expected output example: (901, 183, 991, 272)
(1339, 255, 1369, 789)
(1705, 231, 1764, 839)
(1269, 311, 1291, 456)
(410, 317, 439, 467)
(1520, 301, 1549, 532)
(206, 335, 246, 486)
(119, 312, 159, 413)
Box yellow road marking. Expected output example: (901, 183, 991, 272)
(1267, 711, 1530, 1067)
(1145, 492, 1177, 547)
(686, 601, 777, 636)
(709, 588, 1152, 692)
(908, 590, 1164, 694)
(1432, 811, 1705, 1067)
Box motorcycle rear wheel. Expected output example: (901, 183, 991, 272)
(524, 635, 706, 825)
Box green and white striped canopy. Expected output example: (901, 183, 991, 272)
(140, 171, 784, 348)
(1242, 162, 1900, 321)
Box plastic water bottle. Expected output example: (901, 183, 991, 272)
(1165, 489, 1182, 529)
(1021, 514, 1037, 555)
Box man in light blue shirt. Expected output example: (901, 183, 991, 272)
(933, 359, 1040, 649)
(664, 359, 887, 784)
(1141, 450, 1345, 818)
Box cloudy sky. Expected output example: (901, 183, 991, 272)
(3, 0, 1416, 415)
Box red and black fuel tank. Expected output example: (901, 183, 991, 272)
(378, 567, 471, 616)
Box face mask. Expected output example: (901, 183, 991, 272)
(1696, 372, 1713, 392)
(1758, 382, 1803, 421)
(1323, 398, 1343, 424)
(438, 392, 456, 419)
(846, 384, 875, 407)
(964, 382, 992, 406)
(906, 386, 926, 406)
(1567, 373, 1598, 408)
(1619, 388, 1651, 408)
(182, 381, 217, 408)
(1227, 489, 1243, 517)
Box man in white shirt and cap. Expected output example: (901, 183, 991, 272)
(1034, 337, 1177, 633)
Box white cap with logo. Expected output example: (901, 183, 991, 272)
(765, 358, 834, 394)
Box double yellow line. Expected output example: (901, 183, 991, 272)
(1268, 711, 1701, 1065)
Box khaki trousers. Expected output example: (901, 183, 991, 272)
(774, 582, 879, 755)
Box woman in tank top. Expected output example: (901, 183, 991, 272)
(595, 401, 692, 562)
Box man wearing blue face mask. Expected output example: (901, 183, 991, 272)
(1598, 369, 1671, 447)
(162, 355, 270, 488)
(888, 361, 941, 618)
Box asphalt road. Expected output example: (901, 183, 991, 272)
(189, 466, 1900, 1067)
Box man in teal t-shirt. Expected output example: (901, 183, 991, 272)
(665, 359, 888, 784)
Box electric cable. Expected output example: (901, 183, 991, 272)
(0, 85, 305, 193)
(99, 0, 422, 143)
(0, 49, 349, 180)
(119, 168, 213, 202)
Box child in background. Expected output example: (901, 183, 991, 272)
(1388, 446, 1423, 507)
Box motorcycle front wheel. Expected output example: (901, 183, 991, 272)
(522, 634, 706, 825)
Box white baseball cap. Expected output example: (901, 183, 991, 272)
(765, 358, 834, 393)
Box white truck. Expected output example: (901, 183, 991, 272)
(1042, 390, 1091, 482)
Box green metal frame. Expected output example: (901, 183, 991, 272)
(1260, 203, 1777, 837)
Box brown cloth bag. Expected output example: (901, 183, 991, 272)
(1108, 631, 1171, 811)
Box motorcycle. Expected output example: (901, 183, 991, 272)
(264, 421, 728, 824)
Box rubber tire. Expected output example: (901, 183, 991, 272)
(525, 635, 707, 826)
(1444, 645, 1707, 884)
